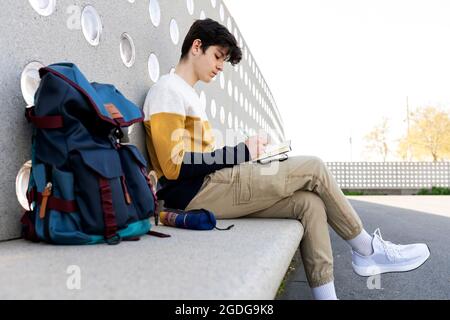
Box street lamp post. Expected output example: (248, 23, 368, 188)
(349, 136, 353, 162)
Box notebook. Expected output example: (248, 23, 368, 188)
(252, 140, 292, 162)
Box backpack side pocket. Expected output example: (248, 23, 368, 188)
(118, 144, 157, 221)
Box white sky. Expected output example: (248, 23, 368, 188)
(223, 0, 450, 162)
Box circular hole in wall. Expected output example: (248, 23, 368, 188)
(187, 0, 194, 15)
(210, 99, 217, 119)
(21, 61, 44, 106)
(148, 53, 160, 82)
(149, 0, 161, 27)
(16, 160, 32, 211)
(120, 33, 136, 68)
(81, 5, 103, 46)
(220, 106, 225, 124)
(170, 18, 179, 45)
(28, 0, 56, 16)
(219, 4, 224, 21)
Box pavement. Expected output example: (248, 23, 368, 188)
(278, 196, 450, 300)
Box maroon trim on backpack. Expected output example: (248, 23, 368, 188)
(98, 177, 118, 240)
(20, 211, 40, 242)
(25, 107, 63, 129)
(147, 230, 171, 238)
(36, 193, 78, 213)
(28, 188, 77, 213)
(40, 67, 143, 127)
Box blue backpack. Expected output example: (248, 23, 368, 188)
(21, 62, 161, 245)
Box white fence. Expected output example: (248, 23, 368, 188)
(325, 162, 450, 189)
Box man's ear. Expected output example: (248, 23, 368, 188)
(192, 39, 202, 55)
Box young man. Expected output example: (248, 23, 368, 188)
(143, 18, 430, 300)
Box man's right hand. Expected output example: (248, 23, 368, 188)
(245, 134, 269, 160)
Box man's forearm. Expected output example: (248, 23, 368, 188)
(176, 142, 251, 180)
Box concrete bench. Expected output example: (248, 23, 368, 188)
(0, 218, 302, 299)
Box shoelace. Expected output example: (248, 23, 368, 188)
(374, 228, 403, 262)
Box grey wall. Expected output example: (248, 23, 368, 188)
(0, 0, 285, 241)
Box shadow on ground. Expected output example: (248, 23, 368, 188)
(278, 199, 450, 300)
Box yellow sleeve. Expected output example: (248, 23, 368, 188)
(145, 112, 187, 180)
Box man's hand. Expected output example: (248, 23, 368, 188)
(245, 134, 269, 160)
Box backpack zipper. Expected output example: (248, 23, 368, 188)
(39, 182, 52, 219)
(120, 176, 132, 205)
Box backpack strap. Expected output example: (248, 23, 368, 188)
(147, 230, 171, 238)
(28, 188, 78, 214)
(25, 107, 63, 129)
(98, 177, 120, 245)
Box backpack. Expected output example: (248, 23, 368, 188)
(21, 62, 160, 245)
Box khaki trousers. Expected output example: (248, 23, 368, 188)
(185, 156, 363, 287)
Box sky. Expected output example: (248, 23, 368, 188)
(223, 0, 450, 162)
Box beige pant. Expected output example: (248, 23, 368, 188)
(185, 156, 363, 287)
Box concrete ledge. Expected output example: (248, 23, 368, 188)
(0, 219, 303, 299)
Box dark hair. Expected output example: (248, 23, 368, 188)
(180, 19, 242, 66)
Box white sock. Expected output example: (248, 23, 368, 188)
(346, 229, 374, 256)
(311, 281, 338, 300)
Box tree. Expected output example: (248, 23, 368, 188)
(363, 117, 390, 162)
(397, 106, 450, 162)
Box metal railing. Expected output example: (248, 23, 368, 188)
(325, 162, 450, 189)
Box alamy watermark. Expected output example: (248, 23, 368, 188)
(66, 5, 82, 30)
(66, 265, 81, 290)
(366, 266, 383, 290)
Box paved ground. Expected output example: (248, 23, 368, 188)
(278, 196, 450, 300)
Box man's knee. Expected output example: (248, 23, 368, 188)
(290, 155, 327, 177)
(291, 191, 327, 222)
(308, 156, 327, 172)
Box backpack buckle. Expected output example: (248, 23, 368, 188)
(108, 127, 124, 148)
(105, 234, 121, 245)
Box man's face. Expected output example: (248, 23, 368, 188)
(193, 43, 228, 83)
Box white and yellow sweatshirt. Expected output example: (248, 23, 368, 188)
(143, 73, 250, 209)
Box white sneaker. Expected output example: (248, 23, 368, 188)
(351, 228, 430, 277)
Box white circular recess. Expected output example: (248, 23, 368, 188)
(81, 5, 103, 46)
(148, 53, 160, 82)
(149, 0, 161, 27)
(187, 0, 194, 15)
(21, 61, 44, 107)
(228, 112, 233, 129)
(210, 99, 217, 118)
(120, 33, 136, 68)
(170, 18, 180, 45)
(219, 4, 224, 21)
(28, 0, 56, 16)
(220, 106, 225, 124)
(219, 72, 225, 89)
(16, 160, 32, 211)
